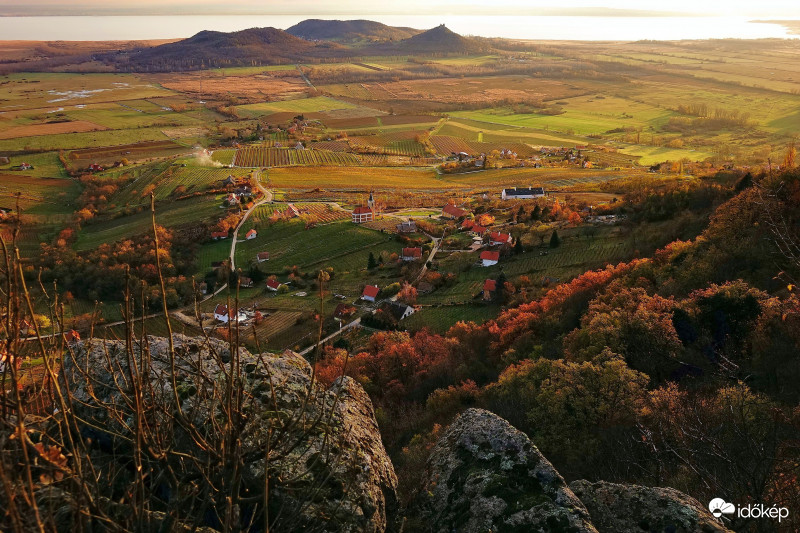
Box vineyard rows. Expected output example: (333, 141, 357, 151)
(309, 140, 351, 152)
(234, 147, 360, 167)
(154, 167, 250, 198)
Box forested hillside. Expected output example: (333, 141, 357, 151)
(316, 168, 800, 531)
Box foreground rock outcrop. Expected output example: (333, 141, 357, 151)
(569, 480, 733, 533)
(410, 408, 732, 533)
(409, 408, 598, 532)
(61, 335, 397, 532)
(54, 335, 732, 532)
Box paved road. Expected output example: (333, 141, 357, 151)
(413, 230, 443, 284)
(100, 172, 272, 329)
(296, 65, 316, 90)
(299, 317, 362, 356)
(229, 169, 272, 272)
(296, 230, 442, 355)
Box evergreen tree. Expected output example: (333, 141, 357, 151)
(495, 271, 507, 304)
(513, 237, 524, 255)
(367, 252, 377, 270)
(550, 230, 561, 248)
(531, 205, 541, 221)
(248, 264, 266, 283)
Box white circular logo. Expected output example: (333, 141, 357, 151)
(709, 498, 736, 518)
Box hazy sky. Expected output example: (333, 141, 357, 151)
(3, 0, 800, 17)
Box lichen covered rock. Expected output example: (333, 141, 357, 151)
(409, 408, 597, 533)
(62, 334, 398, 532)
(569, 480, 733, 533)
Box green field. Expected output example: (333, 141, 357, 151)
(441, 119, 589, 145)
(452, 95, 674, 136)
(65, 103, 202, 130)
(237, 96, 358, 116)
(75, 196, 224, 250)
(0, 126, 174, 152)
(0, 152, 68, 178)
(438, 167, 633, 189)
(231, 219, 400, 274)
(419, 228, 637, 307)
(615, 144, 715, 165)
(264, 166, 449, 189)
(404, 304, 501, 333)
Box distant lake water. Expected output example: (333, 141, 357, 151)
(0, 15, 795, 42)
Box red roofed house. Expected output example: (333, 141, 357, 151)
(442, 203, 468, 219)
(88, 163, 104, 172)
(213, 304, 246, 323)
(483, 279, 497, 300)
(402, 247, 422, 261)
(211, 231, 228, 240)
(480, 250, 500, 267)
(266, 279, 282, 292)
(257, 252, 270, 263)
(352, 206, 374, 224)
(226, 193, 239, 206)
(246, 229, 257, 240)
(239, 277, 253, 288)
(471, 224, 487, 237)
(490, 232, 512, 246)
(362, 285, 380, 302)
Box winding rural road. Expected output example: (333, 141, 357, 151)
(299, 317, 362, 356)
(229, 169, 272, 272)
(298, 229, 442, 354)
(413, 230, 443, 284)
(99, 170, 272, 329)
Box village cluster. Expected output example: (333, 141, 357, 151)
(199, 184, 556, 332)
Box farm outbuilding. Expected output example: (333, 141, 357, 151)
(501, 187, 545, 200)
